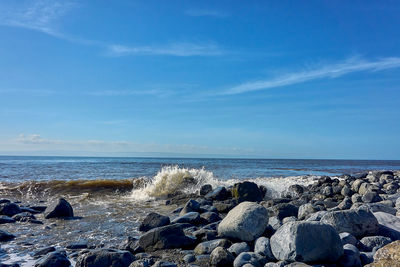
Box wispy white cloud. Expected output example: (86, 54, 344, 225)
(185, 9, 229, 18)
(222, 57, 400, 95)
(86, 89, 174, 97)
(107, 42, 224, 57)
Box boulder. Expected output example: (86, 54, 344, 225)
(200, 184, 213, 196)
(282, 184, 304, 199)
(171, 212, 201, 225)
(210, 247, 235, 267)
(270, 221, 343, 263)
(338, 244, 362, 267)
(254, 237, 275, 261)
(298, 203, 318, 220)
(200, 212, 221, 224)
(218, 202, 269, 242)
(0, 203, 21, 217)
(138, 224, 196, 251)
(366, 240, 400, 266)
(359, 236, 391, 252)
(233, 252, 264, 267)
(320, 208, 379, 237)
(35, 251, 70, 267)
(231, 181, 263, 203)
(180, 199, 201, 215)
(373, 212, 400, 240)
(139, 212, 170, 232)
(0, 229, 15, 241)
(44, 198, 73, 219)
(75, 249, 135, 267)
(268, 203, 298, 220)
(362, 192, 382, 203)
(194, 239, 231, 255)
(205, 187, 231, 201)
(228, 242, 251, 257)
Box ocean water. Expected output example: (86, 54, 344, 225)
(0, 156, 400, 266)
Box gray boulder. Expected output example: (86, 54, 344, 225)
(44, 198, 73, 219)
(218, 202, 269, 242)
(171, 212, 201, 225)
(138, 224, 196, 251)
(35, 251, 70, 267)
(233, 252, 264, 267)
(139, 212, 170, 232)
(268, 203, 298, 220)
(320, 208, 379, 237)
(270, 221, 343, 263)
(359, 203, 396, 215)
(194, 239, 231, 255)
(180, 199, 201, 215)
(210, 247, 235, 267)
(254, 237, 275, 261)
(76, 249, 135, 267)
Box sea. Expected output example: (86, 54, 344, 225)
(0, 156, 400, 266)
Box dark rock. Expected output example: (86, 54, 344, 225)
(268, 203, 298, 220)
(305, 210, 328, 221)
(0, 199, 11, 204)
(171, 212, 201, 225)
(75, 249, 135, 267)
(362, 191, 382, 203)
(183, 254, 195, 263)
(338, 244, 361, 267)
(0, 229, 15, 241)
(200, 184, 213, 196)
(359, 236, 391, 252)
(233, 252, 264, 267)
(12, 212, 36, 222)
(34, 251, 70, 267)
(180, 199, 201, 215)
(44, 198, 74, 219)
(228, 242, 250, 257)
(205, 187, 231, 201)
(270, 221, 343, 263)
(282, 184, 304, 199)
(192, 228, 218, 242)
(322, 186, 334, 197)
(119, 237, 144, 254)
(194, 239, 231, 255)
(0, 215, 15, 224)
(66, 240, 88, 249)
(0, 203, 21, 217)
(339, 232, 358, 246)
(231, 181, 263, 203)
(200, 212, 221, 224)
(338, 197, 353, 210)
(33, 247, 56, 258)
(213, 200, 237, 213)
(139, 212, 170, 232)
(320, 208, 379, 237)
(359, 251, 374, 265)
(210, 247, 235, 267)
(30, 206, 47, 212)
(138, 224, 196, 251)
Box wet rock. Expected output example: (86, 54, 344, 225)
(35, 251, 70, 267)
(282, 184, 304, 199)
(66, 240, 88, 249)
(218, 202, 269, 242)
(119, 237, 144, 254)
(254, 237, 275, 261)
(200, 212, 221, 224)
(44, 198, 74, 219)
(0, 229, 15, 241)
(0, 215, 15, 224)
(171, 212, 201, 225)
(338, 244, 362, 267)
(30, 205, 47, 212)
(0, 203, 21, 217)
(210, 247, 235, 267)
(320, 208, 379, 237)
(268, 203, 298, 220)
(372, 212, 400, 240)
(233, 252, 264, 267)
(205, 187, 231, 201)
(139, 212, 170, 232)
(138, 224, 196, 251)
(228, 242, 250, 257)
(180, 200, 201, 215)
(231, 181, 263, 203)
(33, 247, 56, 258)
(366, 240, 400, 266)
(200, 184, 213, 196)
(340, 232, 358, 246)
(270, 221, 343, 263)
(76, 249, 135, 267)
(359, 236, 391, 252)
(194, 239, 231, 255)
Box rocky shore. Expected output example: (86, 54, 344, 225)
(2, 170, 400, 266)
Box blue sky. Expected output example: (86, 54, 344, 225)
(1, 0, 400, 159)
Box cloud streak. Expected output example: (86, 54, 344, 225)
(107, 42, 224, 57)
(222, 57, 400, 95)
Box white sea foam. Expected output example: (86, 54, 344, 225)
(129, 165, 327, 201)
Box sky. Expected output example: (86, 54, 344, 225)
(0, 0, 400, 159)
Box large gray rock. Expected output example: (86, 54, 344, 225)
(373, 211, 400, 240)
(218, 202, 269, 242)
(35, 251, 70, 267)
(254, 237, 275, 261)
(138, 224, 196, 251)
(320, 208, 379, 237)
(76, 249, 135, 267)
(44, 198, 74, 219)
(270, 221, 343, 263)
(139, 212, 170, 232)
(210, 247, 235, 267)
